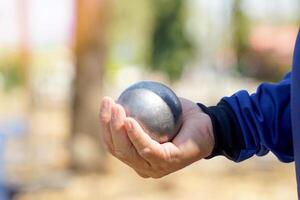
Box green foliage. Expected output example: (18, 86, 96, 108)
(106, 0, 153, 78)
(231, 1, 252, 77)
(148, 0, 194, 82)
(232, 0, 250, 62)
(0, 58, 24, 91)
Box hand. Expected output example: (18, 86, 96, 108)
(99, 96, 214, 178)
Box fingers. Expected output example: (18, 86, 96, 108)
(100, 96, 114, 123)
(124, 118, 153, 149)
(110, 104, 134, 158)
(100, 97, 173, 177)
(124, 118, 165, 162)
(100, 98, 151, 170)
(99, 97, 115, 152)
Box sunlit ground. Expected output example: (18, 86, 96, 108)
(13, 156, 297, 200)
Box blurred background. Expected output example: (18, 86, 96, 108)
(0, 0, 299, 199)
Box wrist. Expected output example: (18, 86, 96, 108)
(197, 101, 245, 161)
(199, 111, 215, 158)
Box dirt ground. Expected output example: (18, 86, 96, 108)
(14, 155, 297, 200)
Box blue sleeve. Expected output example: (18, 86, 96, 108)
(223, 73, 293, 162)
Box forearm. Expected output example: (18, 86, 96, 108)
(199, 73, 293, 162)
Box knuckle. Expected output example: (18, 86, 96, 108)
(153, 164, 169, 175)
(112, 123, 122, 132)
(102, 118, 110, 125)
(139, 147, 152, 158)
(147, 167, 167, 179)
(110, 119, 123, 132)
(137, 172, 150, 179)
(99, 112, 111, 124)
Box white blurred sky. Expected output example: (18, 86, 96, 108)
(0, 0, 74, 49)
(0, 0, 298, 49)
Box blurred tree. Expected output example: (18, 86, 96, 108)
(0, 0, 29, 91)
(148, 0, 194, 82)
(18, 0, 30, 89)
(0, 59, 23, 91)
(232, 0, 251, 75)
(72, 0, 108, 172)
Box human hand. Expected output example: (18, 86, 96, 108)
(99, 96, 214, 178)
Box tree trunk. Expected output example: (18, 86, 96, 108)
(72, 0, 107, 172)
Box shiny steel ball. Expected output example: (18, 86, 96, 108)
(117, 81, 183, 143)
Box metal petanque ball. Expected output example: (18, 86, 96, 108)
(117, 81, 183, 143)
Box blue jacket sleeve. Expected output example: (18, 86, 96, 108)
(223, 73, 293, 162)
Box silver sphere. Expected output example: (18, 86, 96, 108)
(117, 81, 183, 143)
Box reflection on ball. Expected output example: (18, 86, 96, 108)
(117, 81, 183, 143)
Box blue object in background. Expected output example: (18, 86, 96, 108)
(0, 118, 27, 200)
(0, 133, 8, 200)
